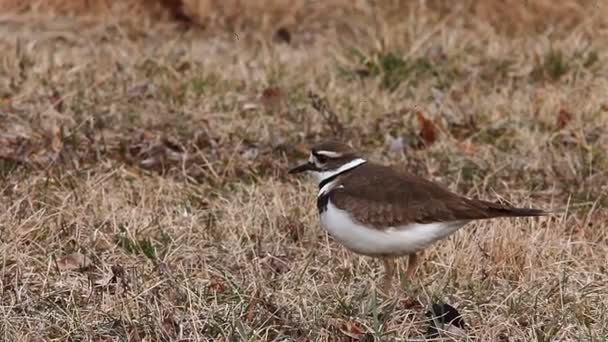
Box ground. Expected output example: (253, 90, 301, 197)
(0, 1, 607, 341)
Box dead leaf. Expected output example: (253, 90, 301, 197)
(50, 124, 62, 154)
(339, 319, 365, 339)
(50, 89, 63, 113)
(416, 111, 437, 148)
(57, 252, 91, 271)
(274, 27, 291, 44)
(556, 108, 572, 130)
(398, 296, 422, 310)
(208, 276, 225, 293)
(261, 87, 283, 108)
(294, 143, 309, 157)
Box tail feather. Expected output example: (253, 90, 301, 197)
(472, 198, 548, 219)
(500, 206, 547, 217)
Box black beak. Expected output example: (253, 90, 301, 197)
(288, 162, 317, 174)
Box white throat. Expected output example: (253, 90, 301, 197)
(311, 158, 367, 185)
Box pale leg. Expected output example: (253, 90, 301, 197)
(406, 253, 420, 279)
(382, 258, 395, 294)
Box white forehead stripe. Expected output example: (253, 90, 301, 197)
(315, 158, 367, 184)
(315, 150, 343, 158)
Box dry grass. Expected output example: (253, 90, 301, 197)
(1, 1, 608, 341)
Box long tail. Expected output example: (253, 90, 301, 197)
(469, 198, 549, 219)
(499, 206, 547, 217)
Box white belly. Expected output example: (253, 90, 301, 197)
(320, 200, 469, 256)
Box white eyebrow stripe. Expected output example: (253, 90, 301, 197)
(315, 150, 343, 158)
(318, 180, 342, 196)
(316, 158, 367, 186)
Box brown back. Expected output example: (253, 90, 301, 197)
(329, 163, 545, 228)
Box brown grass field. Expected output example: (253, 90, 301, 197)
(1, 1, 608, 340)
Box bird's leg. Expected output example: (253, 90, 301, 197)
(381, 258, 395, 294)
(406, 253, 420, 279)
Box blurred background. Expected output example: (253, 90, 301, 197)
(0, 0, 605, 34)
(1, 1, 607, 340)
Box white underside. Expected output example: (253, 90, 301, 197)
(320, 200, 469, 256)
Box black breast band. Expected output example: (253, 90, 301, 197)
(316, 163, 362, 214)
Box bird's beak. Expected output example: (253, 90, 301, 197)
(288, 162, 317, 174)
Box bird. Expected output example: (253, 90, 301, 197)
(288, 141, 547, 293)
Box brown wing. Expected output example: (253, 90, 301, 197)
(330, 163, 545, 229)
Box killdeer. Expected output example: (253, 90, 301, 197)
(289, 141, 546, 293)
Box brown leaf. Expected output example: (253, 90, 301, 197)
(208, 276, 225, 293)
(57, 252, 91, 271)
(398, 296, 422, 310)
(416, 111, 437, 148)
(50, 89, 63, 113)
(339, 319, 365, 339)
(556, 108, 572, 130)
(294, 143, 309, 157)
(50, 124, 62, 153)
(261, 87, 284, 109)
(274, 27, 291, 44)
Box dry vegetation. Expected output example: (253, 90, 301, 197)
(1, 1, 608, 340)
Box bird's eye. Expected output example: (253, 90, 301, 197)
(316, 155, 328, 163)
